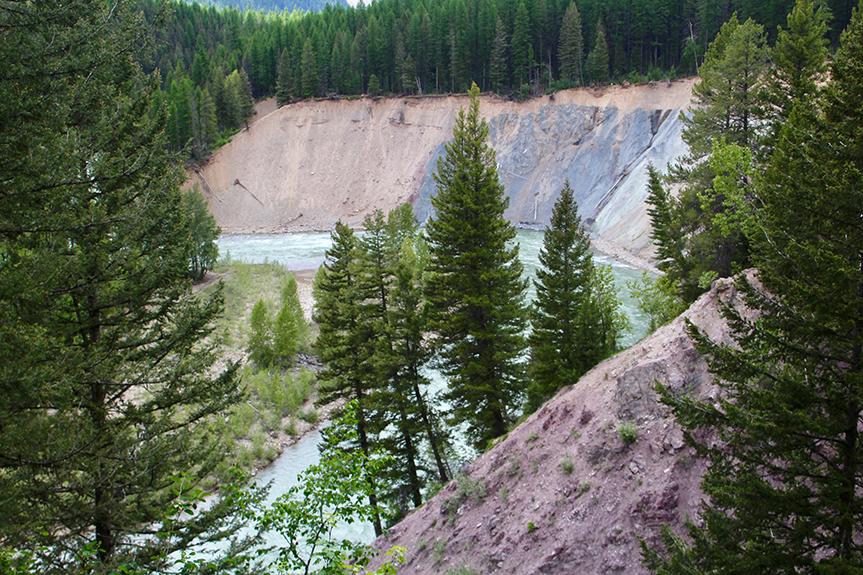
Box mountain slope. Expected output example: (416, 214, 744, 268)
(364, 273, 753, 575)
(194, 80, 693, 259)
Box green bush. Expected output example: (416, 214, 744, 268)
(618, 422, 638, 444)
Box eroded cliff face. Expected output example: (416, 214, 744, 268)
(364, 274, 754, 575)
(194, 80, 693, 258)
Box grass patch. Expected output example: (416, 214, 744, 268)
(559, 453, 575, 474)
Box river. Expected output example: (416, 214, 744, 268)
(216, 229, 652, 550)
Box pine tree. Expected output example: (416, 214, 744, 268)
(683, 14, 768, 160)
(558, 1, 584, 85)
(387, 218, 451, 486)
(490, 17, 510, 92)
(585, 19, 609, 84)
(652, 14, 770, 302)
(276, 47, 294, 106)
(643, 7, 863, 573)
(512, 1, 532, 85)
(368, 73, 381, 96)
(355, 208, 424, 515)
(0, 0, 251, 570)
(761, 0, 831, 149)
(527, 181, 625, 413)
(424, 84, 528, 451)
(300, 39, 318, 99)
(181, 186, 221, 282)
(312, 222, 383, 536)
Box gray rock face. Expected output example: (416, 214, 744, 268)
(412, 100, 687, 259)
(200, 81, 694, 259)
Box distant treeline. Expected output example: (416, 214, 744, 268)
(140, 0, 855, 159)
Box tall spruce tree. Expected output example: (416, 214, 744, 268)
(558, 1, 585, 85)
(312, 222, 383, 536)
(761, 0, 831, 150)
(643, 5, 863, 573)
(527, 181, 626, 412)
(650, 14, 770, 302)
(357, 206, 450, 518)
(585, 20, 609, 84)
(424, 83, 528, 451)
(0, 0, 252, 571)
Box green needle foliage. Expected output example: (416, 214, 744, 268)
(527, 181, 626, 412)
(643, 5, 863, 572)
(424, 83, 528, 451)
(182, 186, 221, 282)
(0, 0, 251, 571)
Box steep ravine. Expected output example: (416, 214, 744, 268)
(194, 80, 693, 259)
(363, 274, 753, 575)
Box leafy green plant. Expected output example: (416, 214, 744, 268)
(258, 403, 390, 575)
(559, 454, 575, 474)
(527, 521, 537, 532)
(618, 422, 638, 444)
(432, 539, 446, 566)
(445, 563, 480, 575)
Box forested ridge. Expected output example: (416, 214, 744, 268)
(142, 0, 855, 160)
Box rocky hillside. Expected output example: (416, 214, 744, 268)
(364, 274, 753, 575)
(194, 79, 694, 259)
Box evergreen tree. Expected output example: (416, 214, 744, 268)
(585, 19, 609, 84)
(368, 73, 381, 96)
(651, 14, 770, 303)
(0, 0, 251, 570)
(276, 47, 294, 106)
(355, 208, 424, 516)
(761, 0, 831, 147)
(490, 17, 510, 92)
(683, 14, 768, 160)
(301, 38, 319, 99)
(527, 181, 595, 412)
(512, 1, 533, 85)
(189, 86, 218, 161)
(181, 186, 221, 281)
(312, 222, 383, 536)
(643, 6, 863, 573)
(558, 1, 584, 85)
(237, 67, 255, 125)
(387, 218, 451, 487)
(424, 84, 528, 451)
(527, 181, 626, 413)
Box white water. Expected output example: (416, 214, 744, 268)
(216, 230, 652, 549)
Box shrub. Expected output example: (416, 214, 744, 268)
(618, 422, 638, 444)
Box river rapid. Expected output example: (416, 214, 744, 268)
(216, 230, 652, 550)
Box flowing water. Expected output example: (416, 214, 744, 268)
(216, 230, 652, 549)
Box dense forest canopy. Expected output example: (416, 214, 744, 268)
(184, 0, 348, 15)
(141, 0, 855, 160)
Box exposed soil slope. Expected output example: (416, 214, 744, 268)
(193, 80, 694, 258)
(365, 274, 754, 575)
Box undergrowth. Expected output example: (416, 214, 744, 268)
(200, 258, 319, 482)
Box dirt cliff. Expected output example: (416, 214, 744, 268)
(194, 80, 694, 259)
(364, 274, 753, 575)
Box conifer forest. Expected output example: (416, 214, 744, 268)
(2, 0, 863, 572)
